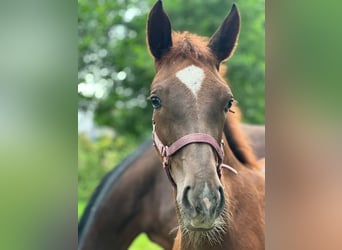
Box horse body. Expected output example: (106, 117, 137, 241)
(78, 140, 176, 250)
(147, 1, 264, 249)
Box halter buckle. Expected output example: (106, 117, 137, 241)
(162, 156, 168, 168)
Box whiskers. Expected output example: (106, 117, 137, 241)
(169, 225, 179, 235)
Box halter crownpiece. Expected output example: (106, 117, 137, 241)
(152, 121, 237, 187)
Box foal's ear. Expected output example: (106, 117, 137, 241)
(147, 0, 172, 60)
(208, 4, 240, 65)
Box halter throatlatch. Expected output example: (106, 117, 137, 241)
(152, 122, 237, 187)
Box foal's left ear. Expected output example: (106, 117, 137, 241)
(147, 0, 172, 60)
(208, 4, 240, 65)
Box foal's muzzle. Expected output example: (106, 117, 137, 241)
(181, 183, 225, 230)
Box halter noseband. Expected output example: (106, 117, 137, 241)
(152, 121, 237, 187)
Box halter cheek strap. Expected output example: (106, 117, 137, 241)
(152, 122, 237, 187)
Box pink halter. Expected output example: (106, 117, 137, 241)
(152, 122, 237, 187)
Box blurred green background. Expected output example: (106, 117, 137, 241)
(78, 0, 264, 248)
(2, 0, 341, 249)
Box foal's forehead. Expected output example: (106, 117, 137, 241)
(151, 63, 231, 98)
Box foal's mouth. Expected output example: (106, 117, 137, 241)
(186, 215, 217, 231)
(186, 224, 214, 232)
(181, 212, 223, 232)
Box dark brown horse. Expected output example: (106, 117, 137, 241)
(78, 124, 264, 250)
(78, 139, 174, 249)
(147, 1, 264, 249)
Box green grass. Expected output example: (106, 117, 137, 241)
(78, 201, 86, 220)
(78, 201, 163, 249)
(129, 233, 163, 250)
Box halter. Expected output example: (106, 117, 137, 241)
(152, 121, 237, 187)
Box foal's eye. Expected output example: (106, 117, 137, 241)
(150, 96, 162, 109)
(224, 99, 234, 113)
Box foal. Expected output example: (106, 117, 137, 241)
(147, 1, 264, 249)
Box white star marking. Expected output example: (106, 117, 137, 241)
(175, 65, 205, 98)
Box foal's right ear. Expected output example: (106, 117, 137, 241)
(147, 0, 172, 60)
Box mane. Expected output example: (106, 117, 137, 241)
(78, 139, 153, 243)
(223, 109, 259, 169)
(157, 32, 217, 67)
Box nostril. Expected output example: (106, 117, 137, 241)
(218, 186, 225, 210)
(182, 186, 192, 209)
(218, 186, 224, 197)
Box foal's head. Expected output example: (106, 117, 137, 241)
(147, 1, 240, 233)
